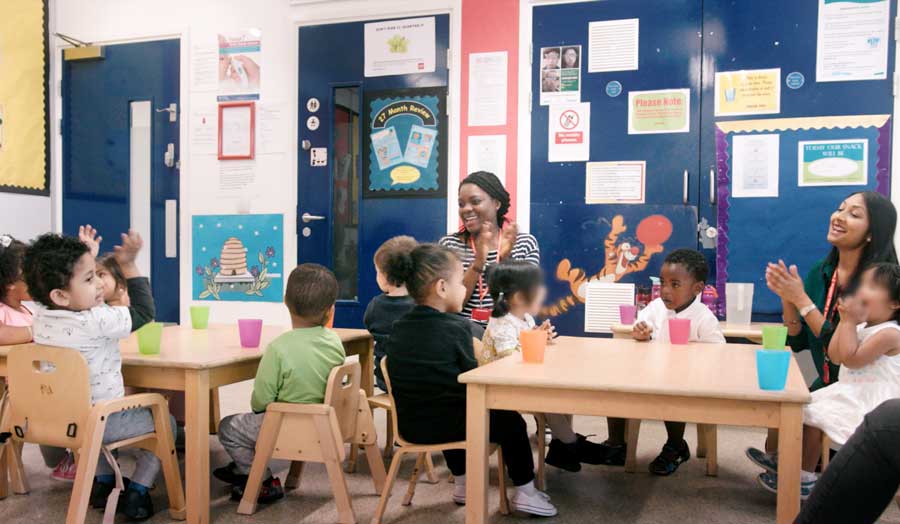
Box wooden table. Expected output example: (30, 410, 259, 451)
(0, 324, 374, 524)
(460, 337, 810, 524)
(611, 321, 783, 344)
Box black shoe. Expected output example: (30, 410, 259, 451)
(544, 438, 581, 472)
(594, 441, 627, 466)
(120, 488, 154, 521)
(648, 440, 691, 476)
(213, 462, 248, 486)
(575, 434, 608, 465)
(90, 478, 131, 509)
(230, 476, 285, 504)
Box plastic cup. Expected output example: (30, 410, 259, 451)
(136, 322, 163, 355)
(238, 319, 264, 348)
(726, 283, 754, 326)
(619, 304, 637, 325)
(762, 325, 789, 350)
(756, 349, 791, 391)
(190, 306, 210, 329)
(326, 311, 334, 329)
(668, 318, 691, 345)
(520, 329, 548, 363)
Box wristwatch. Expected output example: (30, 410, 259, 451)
(798, 303, 818, 318)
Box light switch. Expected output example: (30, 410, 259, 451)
(311, 147, 328, 167)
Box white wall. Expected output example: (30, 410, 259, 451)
(0, 193, 51, 241)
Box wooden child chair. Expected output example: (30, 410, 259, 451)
(367, 392, 439, 483)
(372, 358, 509, 524)
(1, 344, 185, 524)
(237, 361, 387, 523)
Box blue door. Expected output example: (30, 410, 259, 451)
(531, 1, 703, 335)
(298, 16, 450, 328)
(62, 40, 181, 322)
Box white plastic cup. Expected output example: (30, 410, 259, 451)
(726, 283, 754, 326)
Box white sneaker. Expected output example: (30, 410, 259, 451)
(512, 489, 558, 517)
(452, 482, 466, 505)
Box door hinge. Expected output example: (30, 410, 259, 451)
(447, 48, 451, 70)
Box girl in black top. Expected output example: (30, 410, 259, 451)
(384, 244, 557, 517)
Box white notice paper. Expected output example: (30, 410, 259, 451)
(190, 107, 217, 155)
(732, 134, 780, 198)
(548, 103, 590, 162)
(218, 162, 256, 195)
(220, 104, 253, 157)
(817, 0, 890, 82)
(190, 42, 218, 92)
(257, 103, 287, 155)
(585, 161, 645, 204)
(364, 17, 436, 77)
(468, 52, 508, 127)
(588, 18, 639, 73)
(467, 135, 507, 183)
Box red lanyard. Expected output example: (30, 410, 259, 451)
(822, 270, 840, 384)
(470, 235, 504, 306)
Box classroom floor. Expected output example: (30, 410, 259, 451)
(5, 378, 900, 524)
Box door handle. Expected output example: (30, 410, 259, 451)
(683, 169, 689, 205)
(301, 212, 326, 223)
(709, 167, 716, 205)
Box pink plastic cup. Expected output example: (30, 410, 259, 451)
(668, 318, 691, 345)
(619, 304, 637, 325)
(238, 319, 263, 348)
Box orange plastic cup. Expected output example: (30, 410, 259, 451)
(326, 311, 335, 328)
(520, 329, 548, 363)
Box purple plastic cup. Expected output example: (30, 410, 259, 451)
(238, 319, 263, 348)
(619, 304, 637, 325)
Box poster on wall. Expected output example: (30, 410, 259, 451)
(468, 51, 507, 127)
(218, 29, 261, 102)
(817, 0, 889, 82)
(363, 87, 447, 198)
(731, 134, 780, 198)
(588, 18, 639, 73)
(798, 139, 868, 187)
(467, 135, 507, 182)
(540, 45, 581, 105)
(714, 68, 781, 117)
(628, 88, 690, 134)
(585, 161, 645, 204)
(364, 17, 436, 77)
(548, 102, 590, 162)
(192, 214, 283, 302)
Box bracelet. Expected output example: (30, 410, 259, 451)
(782, 318, 800, 326)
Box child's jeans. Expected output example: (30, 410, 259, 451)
(218, 412, 271, 479)
(98, 407, 176, 488)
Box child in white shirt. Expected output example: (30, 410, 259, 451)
(597, 249, 725, 475)
(24, 231, 165, 521)
(481, 260, 606, 472)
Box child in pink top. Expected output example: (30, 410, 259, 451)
(0, 234, 33, 344)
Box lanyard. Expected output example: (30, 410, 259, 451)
(822, 269, 840, 384)
(470, 234, 504, 306)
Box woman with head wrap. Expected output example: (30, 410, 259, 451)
(439, 172, 540, 329)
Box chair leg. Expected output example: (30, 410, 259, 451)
(424, 453, 438, 484)
(699, 424, 718, 477)
(403, 453, 426, 506)
(624, 419, 641, 473)
(696, 424, 708, 458)
(0, 443, 9, 500)
(67, 424, 105, 524)
(324, 457, 357, 524)
(363, 443, 387, 494)
(535, 415, 546, 491)
(821, 434, 831, 470)
(496, 448, 510, 516)
(347, 443, 360, 474)
(237, 412, 282, 516)
(149, 403, 186, 519)
(285, 461, 304, 491)
(8, 440, 28, 494)
(382, 411, 394, 459)
(372, 450, 405, 524)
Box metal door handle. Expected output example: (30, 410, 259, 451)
(709, 167, 716, 205)
(302, 212, 326, 223)
(683, 169, 689, 204)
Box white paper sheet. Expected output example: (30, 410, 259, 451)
(817, 0, 890, 82)
(548, 102, 590, 162)
(218, 162, 256, 194)
(220, 104, 253, 157)
(257, 102, 286, 155)
(467, 135, 507, 183)
(190, 107, 217, 155)
(585, 161, 645, 204)
(468, 51, 508, 127)
(732, 134, 780, 198)
(364, 17, 436, 77)
(190, 42, 218, 92)
(588, 18, 639, 73)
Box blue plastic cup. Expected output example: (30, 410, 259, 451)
(756, 349, 791, 391)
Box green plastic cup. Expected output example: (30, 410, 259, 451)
(190, 306, 210, 329)
(762, 325, 789, 350)
(136, 322, 163, 355)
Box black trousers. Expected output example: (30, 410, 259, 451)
(796, 399, 900, 524)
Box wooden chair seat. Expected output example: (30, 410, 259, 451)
(367, 392, 438, 483)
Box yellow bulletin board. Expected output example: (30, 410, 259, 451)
(0, 0, 49, 194)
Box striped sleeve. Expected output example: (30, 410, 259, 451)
(512, 233, 540, 265)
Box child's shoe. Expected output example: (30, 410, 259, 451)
(452, 481, 467, 505)
(50, 452, 77, 482)
(575, 434, 608, 465)
(121, 488, 154, 521)
(746, 447, 778, 473)
(511, 482, 557, 517)
(544, 438, 581, 472)
(594, 440, 627, 466)
(757, 471, 816, 501)
(213, 461, 248, 486)
(230, 476, 284, 504)
(648, 440, 690, 476)
(89, 477, 130, 509)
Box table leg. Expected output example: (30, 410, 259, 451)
(185, 370, 211, 524)
(209, 388, 221, 435)
(356, 339, 374, 397)
(776, 405, 803, 524)
(465, 384, 489, 524)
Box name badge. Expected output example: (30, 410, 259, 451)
(471, 308, 491, 322)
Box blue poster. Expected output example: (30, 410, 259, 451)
(364, 87, 447, 197)
(192, 214, 284, 302)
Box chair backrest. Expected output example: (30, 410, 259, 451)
(379, 357, 411, 447)
(7, 344, 92, 449)
(323, 361, 361, 442)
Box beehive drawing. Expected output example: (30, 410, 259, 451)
(215, 237, 254, 282)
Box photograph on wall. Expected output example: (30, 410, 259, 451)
(540, 45, 581, 105)
(364, 16, 436, 77)
(628, 88, 690, 134)
(192, 214, 283, 302)
(363, 86, 447, 198)
(798, 139, 868, 187)
(218, 28, 261, 102)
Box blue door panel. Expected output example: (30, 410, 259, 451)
(299, 16, 450, 328)
(62, 39, 180, 322)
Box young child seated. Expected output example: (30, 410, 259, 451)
(215, 263, 346, 504)
(0, 234, 33, 345)
(385, 244, 556, 516)
(749, 263, 900, 499)
(79, 224, 130, 307)
(23, 231, 163, 520)
(598, 248, 724, 476)
(481, 260, 604, 472)
(364, 235, 417, 391)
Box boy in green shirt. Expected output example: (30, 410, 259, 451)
(214, 263, 345, 503)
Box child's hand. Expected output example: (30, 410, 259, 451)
(113, 230, 143, 278)
(837, 296, 867, 324)
(78, 224, 102, 258)
(632, 321, 653, 341)
(538, 319, 558, 344)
